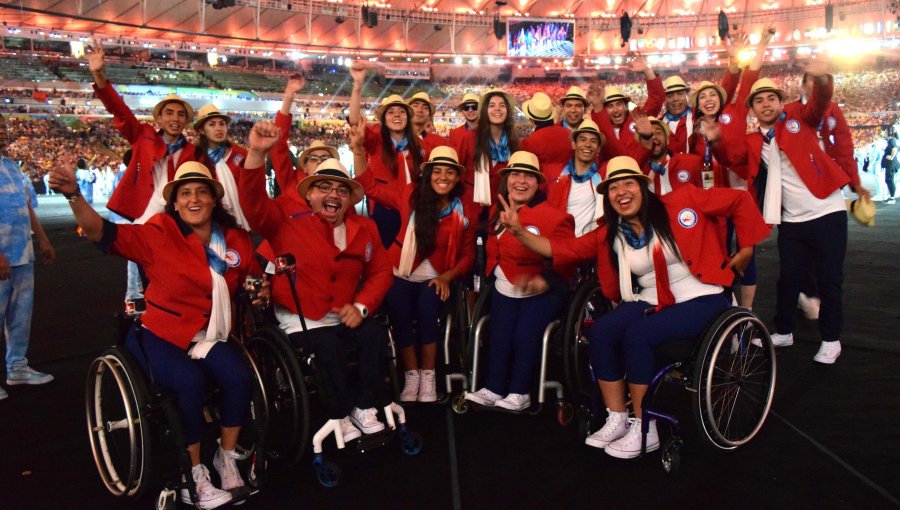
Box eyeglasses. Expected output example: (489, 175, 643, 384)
(313, 182, 352, 197)
(306, 155, 332, 163)
(460, 104, 478, 112)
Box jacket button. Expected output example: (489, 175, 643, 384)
(331, 275, 336, 282)
(696, 273, 702, 278)
(686, 260, 692, 266)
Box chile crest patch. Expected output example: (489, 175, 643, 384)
(677, 208, 698, 228)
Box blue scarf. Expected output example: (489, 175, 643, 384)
(664, 107, 691, 123)
(439, 197, 465, 220)
(762, 127, 775, 144)
(562, 160, 601, 187)
(207, 145, 226, 164)
(393, 136, 409, 153)
(160, 132, 187, 156)
(620, 220, 652, 250)
(561, 119, 575, 130)
(489, 133, 510, 163)
(650, 159, 667, 176)
(204, 223, 227, 276)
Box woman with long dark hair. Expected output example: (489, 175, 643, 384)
(50, 158, 261, 509)
(504, 155, 768, 458)
(355, 139, 476, 403)
(193, 104, 251, 231)
(458, 89, 519, 209)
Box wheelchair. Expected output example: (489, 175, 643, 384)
(450, 277, 571, 418)
(85, 312, 270, 509)
(243, 254, 424, 488)
(565, 279, 777, 473)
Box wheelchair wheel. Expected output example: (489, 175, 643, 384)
(85, 346, 152, 499)
(661, 437, 683, 474)
(246, 326, 310, 467)
(561, 280, 610, 399)
(692, 308, 776, 450)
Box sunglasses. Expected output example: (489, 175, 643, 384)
(460, 104, 478, 112)
(313, 182, 352, 198)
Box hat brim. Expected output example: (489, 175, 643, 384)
(664, 85, 690, 94)
(745, 87, 787, 108)
(421, 158, 467, 176)
(571, 128, 606, 146)
(376, 100, 413, 121)
(596, 170, 651, 194)
(523, 101, 554, 122)
(296, 174, 365, 206)
(153, 98, 194, 122)
(192, 112, 231, 131)
(498, 164, 545, 183)
(691, 84, 727, 113)
(561, 95, 590, 108)
(161, 174, 224, 205)
(456, 100, 478, 111)
(603, 95, 632, 106)
(298, 145, 340, 167)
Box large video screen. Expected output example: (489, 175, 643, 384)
(507, 19, 575, 58)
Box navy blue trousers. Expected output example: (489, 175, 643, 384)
(125, 327, 253, 445)
(385, 277, 442, 349)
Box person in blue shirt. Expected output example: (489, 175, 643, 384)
(0, 114, 56, 400)
(75, 157, 96, 205)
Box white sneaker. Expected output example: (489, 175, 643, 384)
(798, 293, 821, 320)
(494, 393, 531, 411)
(0, 386, 7, 400)
(605, 418, 659, 459)
(813, 341, 841, 364)
(350, 407, 385, 434)
(770, 332, 794, 347)
(340, 417, 361, 442)
(464, 388, 503, 407)
(212, 447, 245, 491)
(585, 409, 629, 449)
(400, 370, 420, 402)
(180, 464, 233, 509)
(6, 366, 54, 385)
(418, 369, 437, 403)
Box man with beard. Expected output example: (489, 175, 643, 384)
(637, 116, 703, 195)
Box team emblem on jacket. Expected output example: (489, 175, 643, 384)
(224, 249, 241, 267)
(365, 241, 373, 262)
(720, 113, 732, 125)
(827, 116, 836, 130)
(231, 153, 245, 166)
(676, 169, 690, 183)
(677, 208, 698, 228)
(786, 120, 801, 134)
(628, 122, 636, 133)
(525, 225, 541, 236)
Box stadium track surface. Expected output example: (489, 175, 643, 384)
(2, 195, 899, 510)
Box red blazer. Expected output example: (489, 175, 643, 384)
(802, 100, 857, 180)
(239, 165, 393, 319)
(364, 125, 431, 199)
(554, 186, 770, 302)
(455, 128, 511, 208)
(545, 160, 609, 213)
(357, 172, 477, 278)
(643, 153, 704, 194)
(94, 83, 195, 221)
(448, 124, 474, 150)
(590, 76, 664, 161)
(667, 69, 740, 154)
(486, 198, 576, 283)
(269, 111, 308, 208)
(100, 213, 259, 349)
(521, 125, 574, 174)
(712, 76, 859, 199)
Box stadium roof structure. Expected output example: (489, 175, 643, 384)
(0, 0, 891, 58)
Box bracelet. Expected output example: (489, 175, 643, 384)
(63, 190, 82, 203)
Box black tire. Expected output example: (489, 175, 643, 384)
(661, 437, 683, 474)
(246, 326, 310, 466)
(85, 346, 153, 498)
(561, 280, 610, 400)
(692, 308, 776, 450)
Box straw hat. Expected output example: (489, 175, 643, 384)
(846, 197, 876, 227)
(570, 119, 606, 146)
(296, 158, 365, 205)
(161, 161, 224, 203)
(745, 78, 788, 108)
(298, 140, 340, 167)
(457, 92, 480, 111)
(498, 151, 544, 182)
(153, 94, 194, 121)
(407, 91, 435, 115)
(522, 92, 554, 122)
(596, 156, 651, 194)
(603, 86, 632, 105)
(375, 94, 413, 120)
(560, 85, 590, 108)
(691, 81, 727, 112)
(633, 117, 670, 142)
(192, 104, 230, 131)
(662, 76, 690, 94)
(420, 145, 466, 175)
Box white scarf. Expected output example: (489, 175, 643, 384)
(762, 138, 783, 225)
(473, 155, 493, 206)
(397, 211, 418, 277)
(616, 234, 640, 303)
(215, 149, 250, 231)
(189, 227, 232, 359)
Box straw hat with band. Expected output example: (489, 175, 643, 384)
(690, 81, 727, 112)
(162, 161, 224, 204)
(420, 145, 466, 176)
(407, 91, 435, 115)
(662, 76, 690, 94)
(522, 92, 554, 123)
(375, 94, 413, 120)
(571, 119, 606, 146)
(633, 117, 670, 143)
(479, 88, 516, 113)
(745, 78, 788, 108)
(596, 156, 651, 194)
(153, 94, 194, 121)
(498, 151, 544, 183)
(561, 86, 590, 108)
(193, 104, 230, 131)
(296, 158, 365, 206)
(457, 92, 480, 111)
(298, 140, 340, 167)
(846, 197, 876, 227)
(603, 86, 632, 106)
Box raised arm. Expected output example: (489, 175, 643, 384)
(348, 60, 367, 127)
(239, 122, 289, 240)
(271, 75, 305, 194)
(88, 37, 109, 89)
(748, 25, 776, 72)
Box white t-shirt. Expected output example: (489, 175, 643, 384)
(567, 178, 602, 237)
(761, 140, 845, 223)
(621, 241, 722, 305)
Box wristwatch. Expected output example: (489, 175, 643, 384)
(63, 190, 82, 203)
